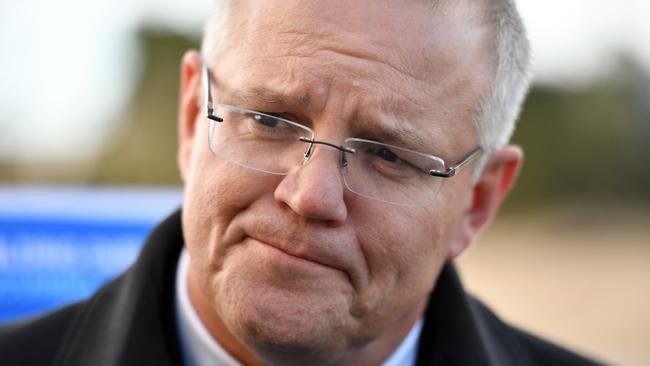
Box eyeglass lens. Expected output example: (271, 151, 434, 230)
(208, 104, 444, 206)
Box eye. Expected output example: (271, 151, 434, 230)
(365, 145, 404, 165)
(374, 146, 400, 163)
(253, 113, 280, 128)
(241, 110, 309, 142)
(362, 144, 423, 178)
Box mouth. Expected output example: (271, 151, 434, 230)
(248, 236, 340, 272)
(224, 207, 369, 290)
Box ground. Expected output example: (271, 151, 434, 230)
(457, 204, 650, 365)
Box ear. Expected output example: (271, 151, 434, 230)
(177, 50, 203, 182)
(447, 145, 523, 260)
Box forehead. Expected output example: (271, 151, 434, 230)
(212, 0, 493, 153)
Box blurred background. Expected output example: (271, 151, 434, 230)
(1, 0, 648, 364)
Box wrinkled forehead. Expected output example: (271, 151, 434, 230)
(224, 0, 493, 83)
(209, 0, 495, 153)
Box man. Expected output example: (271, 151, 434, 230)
(1, 0, 599, 365)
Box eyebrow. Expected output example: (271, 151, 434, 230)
(225, 86, 313, 109)
(374, 124, 433, 154)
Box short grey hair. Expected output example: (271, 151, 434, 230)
(201, 1, 232, 64)
(471, 0, 531, 180)
(201, 0, 531, 180)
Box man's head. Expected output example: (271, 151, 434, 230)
(177, 0, 530, 364)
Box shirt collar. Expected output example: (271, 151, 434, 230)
(175, 248, 242, 366)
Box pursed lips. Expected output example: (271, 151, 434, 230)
(219, 200, 370, 290)
(250, 235, 337, 270)
(240, 224, 367, 290)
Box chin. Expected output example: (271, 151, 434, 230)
(243, 319, 350, 366)
(216, 272, 356, 363)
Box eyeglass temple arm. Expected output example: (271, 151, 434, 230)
(429, 147, 483, 178)
(203, 66, 224, 122)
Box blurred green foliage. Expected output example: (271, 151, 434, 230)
(91, 29, 198, 185)
(511, 82, 650, 209)
(508, 60, 650, 209)
(2, 28, 649, 210)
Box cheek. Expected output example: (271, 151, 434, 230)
(348, 206, 447, 323)
(362, 205, 446, 275)
(386, 209, 447, 288)
(181, 146, 278, 292)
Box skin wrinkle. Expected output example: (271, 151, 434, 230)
(211, 244, 343, 357)
(241, 20, 443, 102)
(256, 219, 344, 276)
(226, 59, 440, 155)
(211, 76, 315, 114)
(310, 48, 440, 106)
(297, 42, 484, 158)
(220, 50, 465, 158)
(219, 21, 480, 157)
(210, 0, 506, 152)
(348, 200, 437, 326)
(318, 45, 423, 85)
(222, 192, 369, 293)
(226, 55, 332, 120)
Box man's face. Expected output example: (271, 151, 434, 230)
(181, 0, 493, 362)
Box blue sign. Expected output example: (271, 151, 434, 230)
(0, 186, 182, 323)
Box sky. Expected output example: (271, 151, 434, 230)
(1, 0, 649, 162)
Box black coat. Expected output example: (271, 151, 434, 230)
(0, 210, 600, 365)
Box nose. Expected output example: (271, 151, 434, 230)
(273, 144, 348, 224)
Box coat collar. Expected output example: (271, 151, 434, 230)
(55, 210, 185, 366)
(416, 263, 534, 366)
(56, 209, 529, 366)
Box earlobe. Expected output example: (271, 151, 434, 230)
(447, 145, 523, 260)
(177, 50, 203, 182)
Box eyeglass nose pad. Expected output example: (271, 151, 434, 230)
(303, 143, 314, 160)
(340, 152, 348, 169)
(299, 137, 315, 160)
(297, 137, 352, 169)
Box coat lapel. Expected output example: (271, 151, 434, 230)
(416, 264, 534, 366)
(54, 210, 185, 366)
